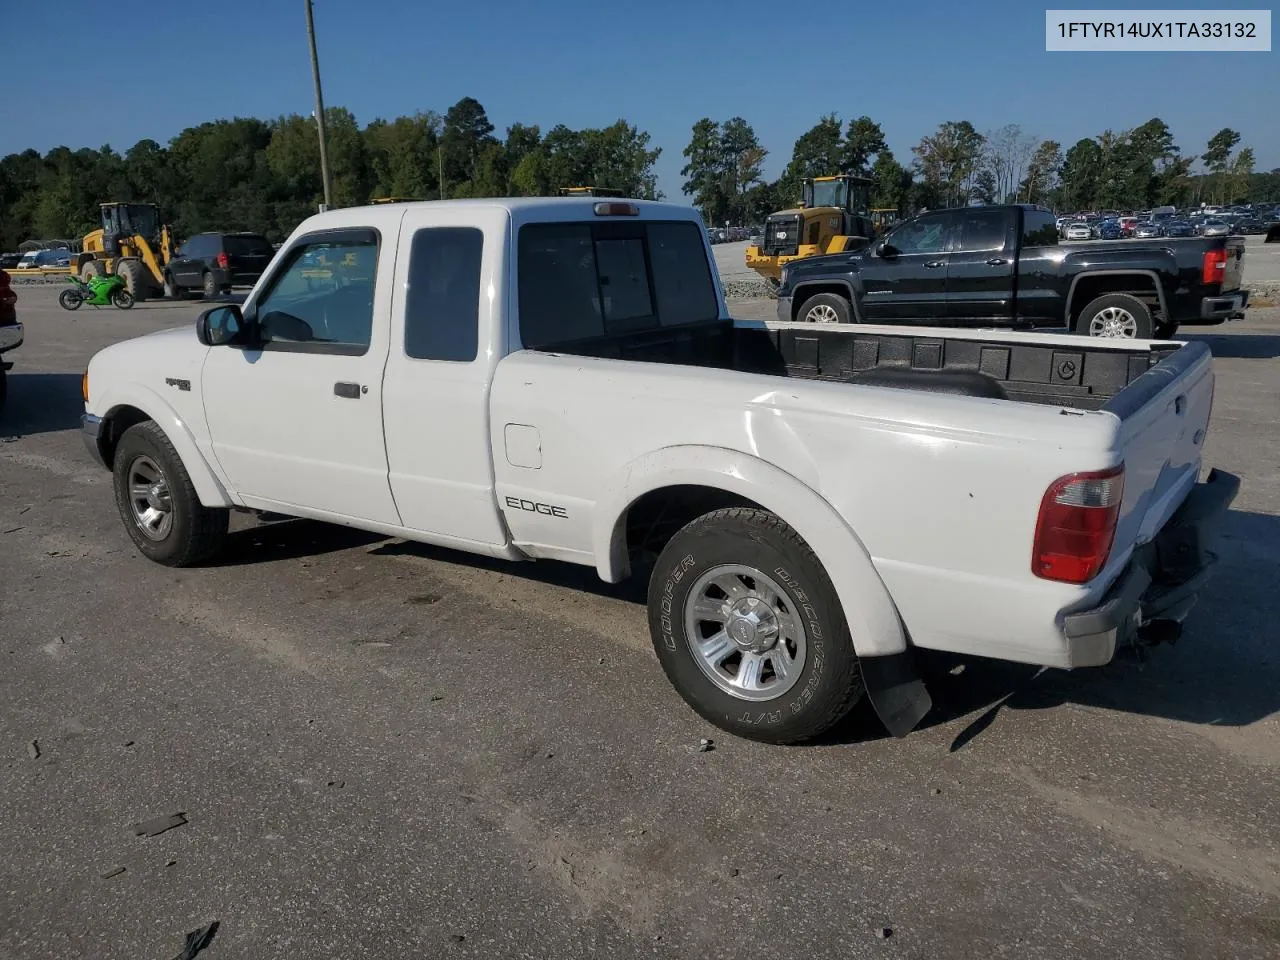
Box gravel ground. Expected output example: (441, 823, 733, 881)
(1, 288, 1278, 959)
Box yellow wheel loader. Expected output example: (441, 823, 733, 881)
(557, 186, 625, 197)
(74, 203, 177, 302)
(745, 174, 876, 286)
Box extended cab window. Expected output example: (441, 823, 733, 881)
(1021, 210, 1059, 248)
(517, 220, 717, 348)
(954, 210, 1009, 252)
(404, 227, 483, 362)
(885, 213, 951, 255)
(253, 232, 378, 355)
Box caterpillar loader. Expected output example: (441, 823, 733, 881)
(75, 202, 177, 302)
(745, 174, 875, 287)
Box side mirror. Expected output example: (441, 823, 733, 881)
(876, 242, 898, 258)
(196, 304, 245, 347)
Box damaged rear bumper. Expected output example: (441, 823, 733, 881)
(1062, 468, 1240, 666)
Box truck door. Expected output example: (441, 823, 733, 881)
(858, 210, 954, 321)
(200, 227, 402, 525)
(945, 208, 1016, 323)
(379, 205, 510, 546)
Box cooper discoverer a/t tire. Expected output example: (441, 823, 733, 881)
(647, 507, 865, 744)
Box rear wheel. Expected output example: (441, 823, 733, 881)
(112, 421, 229, 566)
(648, 507, 865, 744)
(1076, 293, 1154, 339)
(798, 292, 853, 324)
(58, 288, 84, 311)
(202, 271, 218, 298)
(112, 290, 135, 309)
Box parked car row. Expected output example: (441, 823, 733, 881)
(707, 226, 759, 244)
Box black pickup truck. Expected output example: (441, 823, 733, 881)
(776, 204, 1249, 339)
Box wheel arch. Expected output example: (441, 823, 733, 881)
(791, 279, 861, 322)
(592, 445, 907, 658)
(95, 385, 234, 508)
(1065, 270, 1169, 325)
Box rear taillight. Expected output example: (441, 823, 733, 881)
(1202, 248, 1227, 285)
(215, 252, 229, 269)
(1032, 466, 1125, 584)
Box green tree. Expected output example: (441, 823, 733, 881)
(1020, 139, 1062, 204)
(681, 118, 727, 222)
(870, 150, 912, 211)
(720, 117, 765, 223)
(841, 116, 886, 176)
(1202, 128, 1241, 204)
(440, 97, 497, 195)
(1058, 137, 1102, 210)
(363, 112, 441, 199)
(911, 120, 985, 207)
(776, 114, 844, 206)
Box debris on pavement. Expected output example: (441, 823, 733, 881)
(429, 694, 444, 702)
(3, 526, 22, 535)
(875, 926, 893, 939)
(100, 866, 126, 879)
(132, 812, 188, 838)
(449, 933, 466, 943)
(26, 739, 40, 760)
(170, 921, 219, 960)
(697, 738, 715, 753)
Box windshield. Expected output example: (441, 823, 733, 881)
(809, 179, 847, 209)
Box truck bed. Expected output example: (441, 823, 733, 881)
(541, 318, 1184, 411)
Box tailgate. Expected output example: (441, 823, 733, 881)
(1104, 341, 1215, 560)
(1222, 237, 1245, 291)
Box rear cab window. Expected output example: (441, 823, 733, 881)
(516, 219, 718, 349)
(953, 209, 1012, 252)
(223, 235, 274, 257)
(1021, 210, 1059, 248)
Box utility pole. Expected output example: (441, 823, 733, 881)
(305, 0, 333, 211)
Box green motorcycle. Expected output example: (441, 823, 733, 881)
(59, 273, 134, 311)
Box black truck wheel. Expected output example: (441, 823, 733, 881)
(1077, 293, 1154, 339)
(648, 507, 865, 744)
(112, 421, 229, 566)
(797, 292, 852, 324)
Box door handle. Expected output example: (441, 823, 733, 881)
(334, 382, 363, 399)
(924, 260, 945, 269)
(986, 258, 1009, 266)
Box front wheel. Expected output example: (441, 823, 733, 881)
(58, 289, 84, 311)
(112, 290, 135, 309)
(798, 292, 853, 324)
(112, 421, 229, 566)
(1077, 293, 1154, 339)
(648, 507, 865, 744)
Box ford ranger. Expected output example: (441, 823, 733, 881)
(777, 204, 1249, 340)
(80, 198, 1239, 745)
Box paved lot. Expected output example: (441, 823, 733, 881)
(2, 287, 1279, 959)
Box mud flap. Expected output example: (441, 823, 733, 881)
(861, 650, 932, 738)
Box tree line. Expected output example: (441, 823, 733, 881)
(682, 114, 1279, 225)
(0, 97, 662, 250)
(3, 97, 1277, 251)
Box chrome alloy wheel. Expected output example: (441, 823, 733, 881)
(683, 564, 807, 701)
(126, 454, 174, 541)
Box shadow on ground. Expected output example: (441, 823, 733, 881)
(204, 506, 1280, 751)
(820, 507, 1280, 748)
(0, 373, 86, 437)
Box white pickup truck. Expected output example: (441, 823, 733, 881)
(80, 197, 1239, 744)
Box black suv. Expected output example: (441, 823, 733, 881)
(164, 232, 275, 298)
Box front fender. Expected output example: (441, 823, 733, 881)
(95, 382, 235, 508)
(592, 445, 907, 658)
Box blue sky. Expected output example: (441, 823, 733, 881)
(3, 0, 1276, 200)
